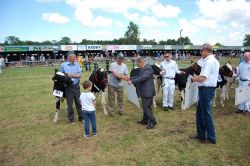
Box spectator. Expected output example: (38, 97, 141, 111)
(80, 80, 97, 138)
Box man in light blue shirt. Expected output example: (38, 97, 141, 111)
(60, 51, 83, 124)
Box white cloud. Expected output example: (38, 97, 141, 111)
(140, 16, 168, 27)
(124, 12, 139, 21)
(151, 4, 181, 18)
(115, 21, 125, 28)
(36, 0, 61, 3)
(191, 18, 218, 29)
(179, 18, 199, 35)
(42, 12, 70, 24)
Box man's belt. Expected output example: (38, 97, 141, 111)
(164, 77, 174, 80)
(198, 86, 216, 90)
(240, 79, 249, 81)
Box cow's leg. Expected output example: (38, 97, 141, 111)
(153, 96, 157, 108)
(101, 91, 108, 115)
(54, 97, 60, 123)
(181, 90, 185, 110)
(156, 78, 161, 101)
(213, 89, 217, 108)
(220, 86, 226, 107)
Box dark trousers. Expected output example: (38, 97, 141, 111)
(196, 88, 216, 142)
(65, 84, 83, 122)
(141, 97, 156, 123)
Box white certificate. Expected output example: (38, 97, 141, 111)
(125, 81, 140, 108)
(235, 85, 250, 105)
(182, 81, 198, 110)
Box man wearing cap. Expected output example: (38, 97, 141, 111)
(190, 43, 219, 144)
(159, 53, 183, 111)
(108, 52, 128, 116)
(236, 51, 250, 114)
(60, 51, 83, 125)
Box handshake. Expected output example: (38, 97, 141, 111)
(120, 76, 132, 85)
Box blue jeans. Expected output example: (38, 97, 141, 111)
(196, 88, 216, 142)
(83, 110, 97, 136)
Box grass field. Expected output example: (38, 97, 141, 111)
(0, 58, 249, 166)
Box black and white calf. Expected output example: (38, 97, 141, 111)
(52, 69, 72, 123)
(89, 68, 109, 115)
(213, 63, 236, 107)
(174, 62, 201, 109)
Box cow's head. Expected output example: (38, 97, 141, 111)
(89, 68, 108, 93)
(221, 63, 233, 77)
(130, 67, 141, 78)
(151, 63, 162, 76)
(52, 70, 73, 86)
(192, 62, 201, 75)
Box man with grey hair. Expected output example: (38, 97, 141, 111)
(190, 43, 219, 144)
(108, 52, 128, 116)
(128, 57, 157, 129)
(60, 51, 83, 125)
(236, 51, 250, 114)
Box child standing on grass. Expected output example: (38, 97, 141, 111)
(79, 80, 97, 139)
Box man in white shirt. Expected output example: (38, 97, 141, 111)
(191, 43, 219, 144)
(160, 53, 183, 111)
(236, 52, 250, 113)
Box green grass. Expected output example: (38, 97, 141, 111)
(0, 58, 249, 166)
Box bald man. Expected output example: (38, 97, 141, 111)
(236, 52, 250, 114)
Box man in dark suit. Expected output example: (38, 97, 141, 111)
(128, 57, 157, 129)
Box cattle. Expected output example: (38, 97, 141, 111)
(173, 62, 201, 109)
(89, 67, 109, 115)
(213, 62, 236, 107)
(52, 69, 73, 123)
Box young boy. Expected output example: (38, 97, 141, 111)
(79, 80, 97, 138)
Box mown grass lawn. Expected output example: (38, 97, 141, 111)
(0, 58, 249, 166)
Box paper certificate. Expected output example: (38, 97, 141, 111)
(182, 81, 198, 110)
(235, 85, 250, 105)
(125, 81, 140, 108)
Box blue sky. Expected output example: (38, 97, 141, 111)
(1, 0, 249, 46)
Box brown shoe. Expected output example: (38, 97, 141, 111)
(109, 112, 115, 117)
(118, 112, 123, 116)
(189, 135, 206, 141)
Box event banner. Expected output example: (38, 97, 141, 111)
(107, 45, 136, 51)
(125, 81, 140, 108)
(235, 85, 250, 105)
(87, 45, 102, 50)
(77, 45, 86, 51)
(182, 81, 198, 110)
(61, 45, 77, 51)
(5, 46, 29, 52)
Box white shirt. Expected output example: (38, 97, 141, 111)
(198, 54, 220, 87)
(160, 59, 181, 78)
(79, 92, 96, 111)
(238, 61, 250, 81)
(0, 58, 3, 66)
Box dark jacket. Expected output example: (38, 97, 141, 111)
(131, 63, 156, 98)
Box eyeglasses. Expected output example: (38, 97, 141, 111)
(200, 48, 206, 53)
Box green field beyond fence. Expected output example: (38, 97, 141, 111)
(0, 58, 249, 166)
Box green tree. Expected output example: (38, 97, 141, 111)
(124, 21, 140, 44)
(176, 36, 192, 45)
(214, 42, 224, 47)
(59, 37, 72, 44)
(243, 34, 250, 46)
(4, 36, 22, 45)
(41, 40, 53, 45)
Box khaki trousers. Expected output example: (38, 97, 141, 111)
(108, 84, 123, 113)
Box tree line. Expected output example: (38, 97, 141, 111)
(1, 22, 250, 46)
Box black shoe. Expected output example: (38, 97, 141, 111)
(189, 135, 206, 141)
(200, 139, 216, 144)
(152, 121, 157, 125)
(163, 107, 168, 111)
(146, 123, 155, 129)
(168, 106, 174, 110)
(235, 109, 244, 113)
(137, 120, 148, 125)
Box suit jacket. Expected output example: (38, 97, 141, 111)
(131, 63, 156, 98)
